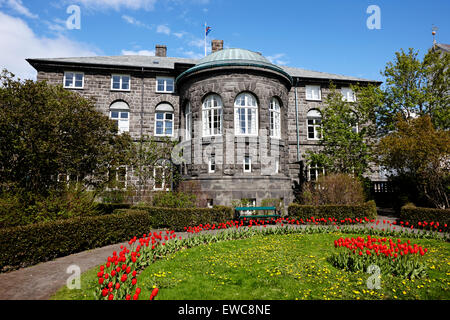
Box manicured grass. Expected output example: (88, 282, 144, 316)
(52, 232, 450, 300)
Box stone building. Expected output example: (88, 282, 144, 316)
(27, 41, 381, 208)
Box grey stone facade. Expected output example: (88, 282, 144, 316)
(27, 44, 381, 209)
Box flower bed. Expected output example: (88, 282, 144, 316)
(329, 235, 428, 279)
(92, 216, 448, 300)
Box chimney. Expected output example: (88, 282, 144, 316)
(155, 45, 167, 57)
(211, 40, 224, 53)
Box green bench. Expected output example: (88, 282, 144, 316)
(235, 206, 281, 221)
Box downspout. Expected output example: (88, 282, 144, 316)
(294, 78, 300, 162)
(138, 67, 144, 200)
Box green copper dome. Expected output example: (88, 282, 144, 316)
(176, 48, 292, 84)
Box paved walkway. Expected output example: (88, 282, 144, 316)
(0, 214, 407, 300)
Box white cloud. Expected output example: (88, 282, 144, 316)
(267, 53, 289, 66)
(0, 12, 98, 80)
(156, 24, 170, 35)
(121, 49, 155, 56)
(122, 15, 151, 29)
(73, 0, 158, 11)
(0, 0, 38, 18)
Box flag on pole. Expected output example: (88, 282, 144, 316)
(206, 26, 212, 36)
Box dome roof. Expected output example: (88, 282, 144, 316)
(176, 48, 292, 84)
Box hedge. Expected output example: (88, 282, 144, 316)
(94, 203, 132, 215)
(121, 205, 234, 232)
(288, 201, 377, 221)
(0, 206, 233, 272)
(399, 204, 450, 226)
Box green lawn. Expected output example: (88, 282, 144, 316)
(52, 232, 450, 300)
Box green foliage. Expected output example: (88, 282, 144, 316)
(288, 201, 377, 221)
(376, 116, 450, 209)
(300, 173, 367, 206)
(119, 206, 234, 232)
(151, 191, 197, 208)
(0, 70, 134, 196)
(0, 209, 152, 272)
(132, 136, 181, 193)
(375, 48, 450, 133)
(0, 185, 100, 228)
(329, 251, 428, 279)
(261, 198, 285, 214)
(400, 204, 450, 227)
(306, 83, 376, 177)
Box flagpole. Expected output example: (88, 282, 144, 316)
(204, 22, 207, 57)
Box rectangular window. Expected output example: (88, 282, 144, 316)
(110, 110, 130, 134)
(206, 199, 214, 208)
(153, 166, 170, 191)
(275, 158, 279, 174)
(64, 72, 84, 89)
(111, 75, 130, 91)
(341, 87, 356, 102)
(307, 118, 322, 140)
(209, 154, 216, 173)
(306, 85, 321, 101)
(107, 166, 127, 190)
(155, 112, 173, 136)
(308, 165, 325, 182)
(156, 77, 175, 93)
(244, 156, 252, 173)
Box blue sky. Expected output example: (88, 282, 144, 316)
(0, 0, 449, 80)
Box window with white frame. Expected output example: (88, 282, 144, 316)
(202, 94, 223, 137)
(308, 164, 325, 182)
(275, 158, 280, 174)
(107, 166, 127, 189)
(110, 101, 130, 134)
(185, 103, 192, 140)
(64, 72, 84, 89)
(269, 98, 281, 138)
(243, 156, 252, 173)
(155, 103, 174, 136)
(307, 109, 322, 140)
(156, 77, 174, 93)
(305, 85, 321, 101)
(235, 93, 258, 136)
(341, 87, 356, 102)
(111, 74, 130, 91)
(153, 160, 171, 191)
(208, 154, 216, 173)
(350, 111, 359, 133)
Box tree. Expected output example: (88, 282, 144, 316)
(376, 115, 449, 209)
(0, 70, 133, 196)
(306, 83, 376, 178)
(376, 48, 449, 134)
(133, 136, 181, 194)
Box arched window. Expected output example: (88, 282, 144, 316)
(269, 98, 281, 138)
(202, 94, 223, 137)
(110, 100, 130, 134)
(307, 109, 322, 140)
(235, 93, 258, 136)
(185, 103, 192, 140)
(155, 103, 174, 137)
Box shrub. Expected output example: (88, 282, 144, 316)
(122, 205, 234, 231)
(151, 191, 197, 208)
(94, 203, 132, 215)
(0, 209, 152, 272)
(300, 173, 366, 205)
(0, 186, 99, 228)
(400, 203, 450, 227)
(288, 201, 377, 221)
